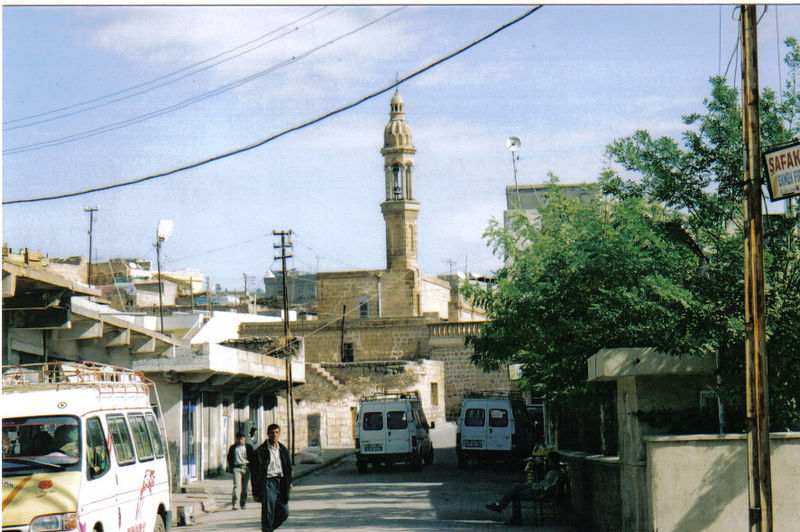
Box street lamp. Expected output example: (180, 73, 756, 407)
(155, 220, 173, 334)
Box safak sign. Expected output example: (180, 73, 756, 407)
(763, 141, 800, 201)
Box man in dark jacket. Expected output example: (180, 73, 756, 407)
(226, 432, 255, 510)
(251, 423, 293, 532)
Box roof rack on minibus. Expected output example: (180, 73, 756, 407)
(2, 361, 152, 395)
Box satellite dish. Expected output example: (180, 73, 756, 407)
(157, 219, 174, 242)
(506, 136, 521, 152)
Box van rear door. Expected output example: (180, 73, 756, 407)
(359, 404, 385, 455)
(385, 407, 410, 454)
(460, 401, 487, 451)
(486, 400, 512, 451)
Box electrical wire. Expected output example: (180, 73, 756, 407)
(4, 5, 542, 206)
(3, 7, 332, 128)
(4, 7, 405, 154)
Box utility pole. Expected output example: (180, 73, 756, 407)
(741, 5, 772, 531)
(339, 305, 347, 361)
(274, 230, 295, 463)
(84, 207, 98, 285)
(243, 273, 249, 313)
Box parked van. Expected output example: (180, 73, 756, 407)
(355, 392, 434, 472)
(2, 362, 171, 532)
(456, 392, 533, 469)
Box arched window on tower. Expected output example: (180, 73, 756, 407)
(405, 164, 414, 200)
(392, 164, 403, 200)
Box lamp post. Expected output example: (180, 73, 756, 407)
(155, 220, 173, 335)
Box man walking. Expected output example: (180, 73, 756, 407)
(251, 423, 293, 532)
(226, 432, 254, 510)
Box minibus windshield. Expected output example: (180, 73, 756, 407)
(2, 416, 81, 475)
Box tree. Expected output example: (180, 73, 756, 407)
(468, 39, 800, 433)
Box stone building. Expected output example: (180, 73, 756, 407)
(241, 91, 514, 446)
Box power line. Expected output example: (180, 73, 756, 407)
(3, 7, 332, 129)
(3, 6, 542, 205)
(4, 7, 405, 154)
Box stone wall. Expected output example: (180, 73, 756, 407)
(241, 316, 436, 364)
(427, 322, 514, 421)
(560, 451, 622, 531)
(315, 269, 418, 319)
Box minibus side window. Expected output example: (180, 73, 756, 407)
(86, 417, 110, 479)
(128, 414, 154, 461)
(107, 415, 136, 465)
(144, 413, 165, 458)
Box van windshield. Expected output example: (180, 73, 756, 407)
(3, 416, 81, 476)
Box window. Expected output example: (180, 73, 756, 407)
(86, 417, 110, 479)
(464, 408, 485, 427)
(358, 296, 370, 318)
(128, 414, 154, 461)
(431, 382, 439, 406)
(144, 414, 165, 458)
(489, 409, 509, 427)
(2, 415, 81, 476)
(363, 412, 383, 431)
(386, 411, 408, 430)
(107, 415, 136, 465)
(342, 343, 354, 363)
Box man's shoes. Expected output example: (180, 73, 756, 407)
(232, 507, 239, 511)
(504, 518, 522, 526)
(486, 503, 502, 512)
(241, 504, 246, 509)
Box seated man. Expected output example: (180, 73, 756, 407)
(486, 451, 564, 526)
(53, 425, 79, 457)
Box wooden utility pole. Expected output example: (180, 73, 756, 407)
(741, 5, 773, 530)
(274, 230, 295, 463)
(84, 207, 98, 285)
(339, 305, 347, 361)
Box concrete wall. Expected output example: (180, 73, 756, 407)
(615, 374, 715, 531)
(647, 433, 800, 531)
(419, 274, 450, 319)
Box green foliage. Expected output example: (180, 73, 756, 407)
(468, 38, 800, 432)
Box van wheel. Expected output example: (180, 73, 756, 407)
(410, 452, 422, 471)
(424, 448, 434, 466)
(457, 453, 467, 470)
(357, 458, 368, 473)
(153, 514, 166, 532)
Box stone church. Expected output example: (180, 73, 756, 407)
(243, 91, 513, 449)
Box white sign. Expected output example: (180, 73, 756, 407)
(763, 141, 800, 201)
(508, 363, 525, 381)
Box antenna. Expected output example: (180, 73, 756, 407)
(506, 136, 522, 209)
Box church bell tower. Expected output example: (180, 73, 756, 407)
(380, 90, 419, 271)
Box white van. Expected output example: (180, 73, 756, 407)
(355, 392, 434, 472)
(456, 392, 533, 469)
(2, 362, 171, 532)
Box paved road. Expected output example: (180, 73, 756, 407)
(187, 441, 569, 531)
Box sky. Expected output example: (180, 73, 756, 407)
(3, 4, 800, 290)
